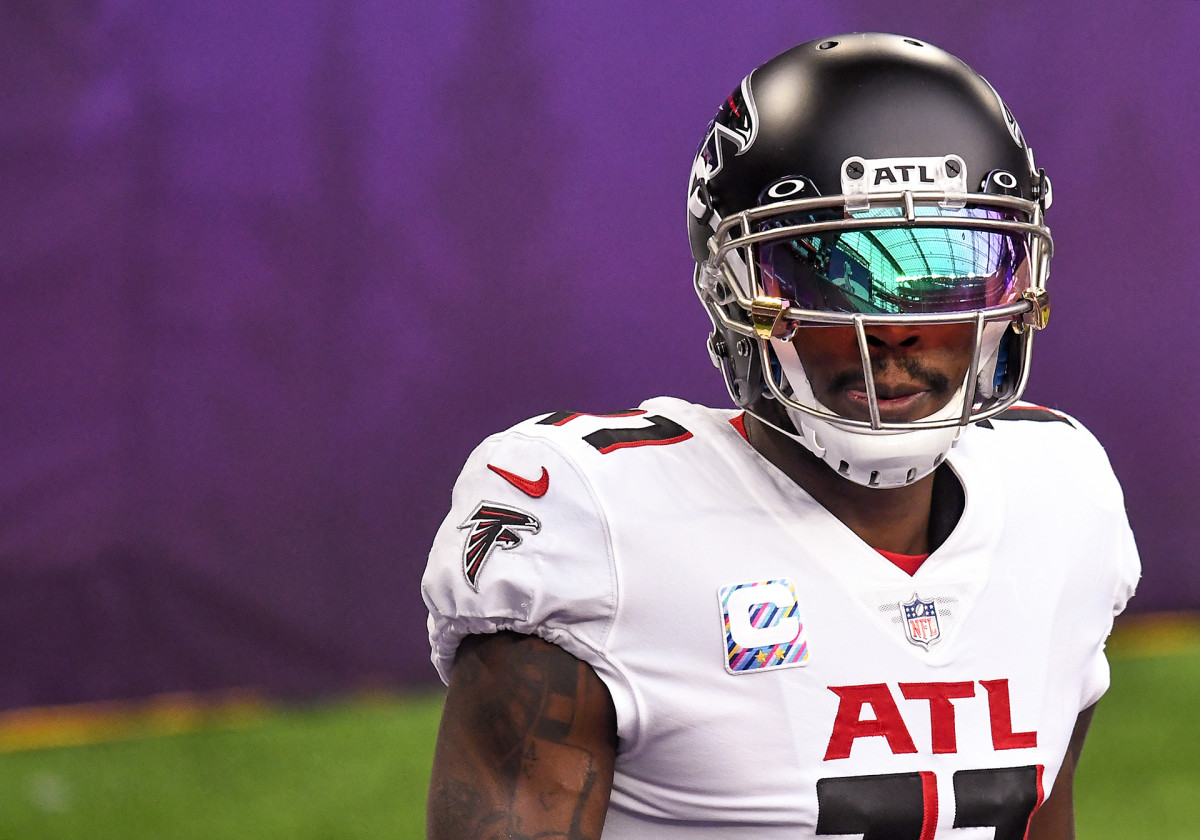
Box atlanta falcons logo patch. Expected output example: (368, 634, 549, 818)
(458, 501, 541, 590)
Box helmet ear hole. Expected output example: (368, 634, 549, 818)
(720, 328, 766, 410)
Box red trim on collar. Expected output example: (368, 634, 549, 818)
(729, 412, 749, 441)
(876, 548, 930, 576)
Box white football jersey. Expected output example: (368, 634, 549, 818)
(423, 397, 1140, 839)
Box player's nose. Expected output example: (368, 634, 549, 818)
(864, 324, 922, 350)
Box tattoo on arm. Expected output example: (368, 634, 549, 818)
(428, 633, 618, 840)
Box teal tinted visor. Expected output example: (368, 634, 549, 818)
(756, 206, 1031, 315)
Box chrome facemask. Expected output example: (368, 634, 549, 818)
(696, 156, 1053, 433)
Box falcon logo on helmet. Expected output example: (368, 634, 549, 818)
(688, 77, 760, 224)
(458, 502, 541, 591)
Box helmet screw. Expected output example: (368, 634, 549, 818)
(735, 338, 752, 357)
(945, 159, 962, 177)
(845, 161, 864, 180)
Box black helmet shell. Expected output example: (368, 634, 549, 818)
(687, 33, 1038, 263)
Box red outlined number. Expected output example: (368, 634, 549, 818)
(952, 765, 1044, 839)
(537, 410, 693, 454)
(816, 771, 937, 840)
(816, 765, 1042, 839)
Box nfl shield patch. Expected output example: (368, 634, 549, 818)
(718, 579, 810, 674)
(900, 593, 941, 649)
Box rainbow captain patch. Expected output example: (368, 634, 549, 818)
(719, 579, 810, 674)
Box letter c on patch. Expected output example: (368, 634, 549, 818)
(725, 581, 801, 648)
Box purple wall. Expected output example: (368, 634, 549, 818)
(3, 1, 1198, 710)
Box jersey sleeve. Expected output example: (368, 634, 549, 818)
(1065, 416, 1142, 709)
(421, 425, 620, 687)
(1078, 513, 1141, 709)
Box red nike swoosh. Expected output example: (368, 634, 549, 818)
(487, 464, 550, 498)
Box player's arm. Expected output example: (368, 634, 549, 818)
(427, 631, 619, 840)
(1025, 704, 1096, 840)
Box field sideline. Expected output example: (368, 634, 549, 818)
(1, 614, 1197, 838)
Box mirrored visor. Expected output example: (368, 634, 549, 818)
(755, 205, 1031, 315)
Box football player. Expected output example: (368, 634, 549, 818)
(423, 33, 1139, 840)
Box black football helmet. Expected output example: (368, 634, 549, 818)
(688, 33, 1053, 487)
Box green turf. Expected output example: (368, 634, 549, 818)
(1075, 649, 1200, 840)
(0, 692, 445, 840)
(0, 652, 1196, 839)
